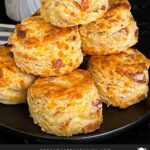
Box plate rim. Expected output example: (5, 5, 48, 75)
(0, 110, 150, 142)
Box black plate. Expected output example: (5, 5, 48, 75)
(0, 0, 150, 143)
(0, 97, 150, 143)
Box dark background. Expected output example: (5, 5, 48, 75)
(0, 0, 150, 144)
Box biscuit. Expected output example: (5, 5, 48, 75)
(88, 48, 150, 109)
(27, 69, 103, 136)
(40, 0, 109, 28)
(0, 45, 35, 105)
(8, 16, 83, 77)
(79, 0, 138, 55)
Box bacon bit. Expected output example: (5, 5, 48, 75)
(135, 29, 139, 37)
(92, 99, 102, 111)
(132, 73, 146, 83)
(52, 59, 63, 69)
(121, 27, 129, 35)
(123, 70, 147, 83)
(81, 0, 89, 11)
(17, 30, 26, 38)
(84, 122, 100, 133)
(101, 5, 106, 10)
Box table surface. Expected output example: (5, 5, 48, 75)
(0, 0, 150, 144)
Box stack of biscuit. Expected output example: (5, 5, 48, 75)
(0, 0, 149, 137)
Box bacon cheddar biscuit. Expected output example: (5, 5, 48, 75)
(0, 45, 35, 104)
(27, 70, 103, 136)
(8, 16, 83, 77)
(79, 0, 138, 55)
(88, 48, 150, 109)
(40, 0, 108, 28)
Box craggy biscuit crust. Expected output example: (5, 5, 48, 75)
(8, 16, 83, 77)
(79, 0, 138, 55)
(0, 45, 35, 104)
(40, 0, 109, 28)
(88, 48, 150, 109)
(27, 69, 103, 136)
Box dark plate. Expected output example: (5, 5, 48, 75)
(0, 97, 150, 143)
(0, 0, 150, 143)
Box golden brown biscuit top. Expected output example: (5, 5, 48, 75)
(9, 16, 78, 48)
(89, 48, 150, 83)
(80, 0, 131, 34)
(29, 69, 94, 100)
(109, 0, 131, 8)
(40, 0, 92, 11)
